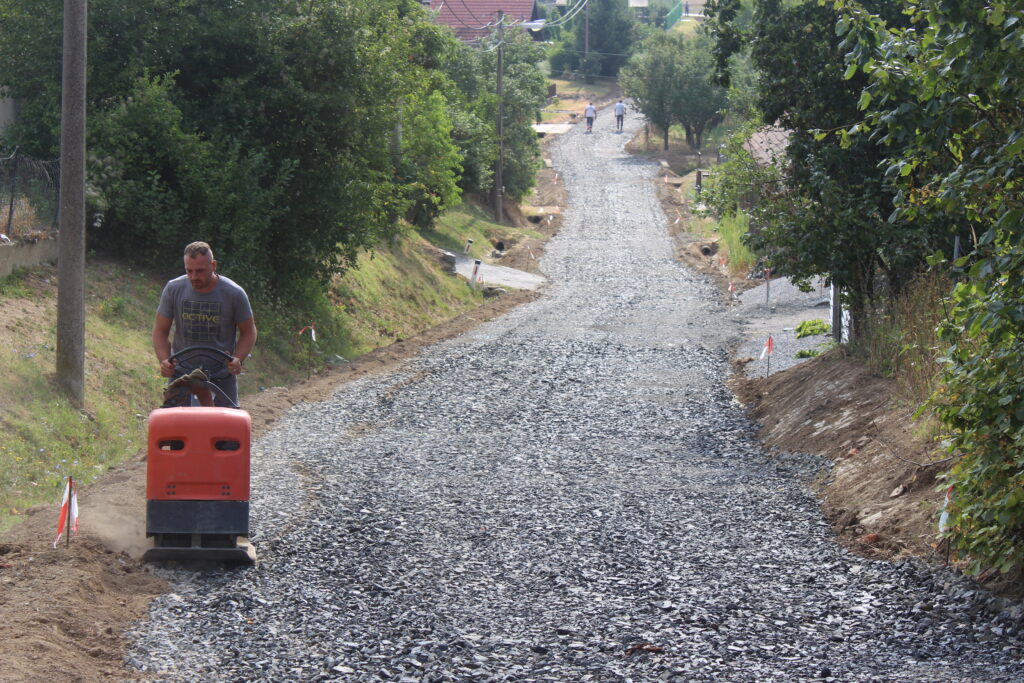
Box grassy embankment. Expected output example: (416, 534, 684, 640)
(539, 76, 618, 122)
(0, 202, 530, 532)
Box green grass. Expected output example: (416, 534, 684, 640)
(541, 77, 619, 123)
(859, 270, 950, 408)
(795, 341, 836, 359)
(328, 234, 484, 359)
(425, 201, 543, 262)
(670, 18, 703, 38)
(547, 77, 616, 101)
(0, 291, 161, 529)
(0, 267, 33, 297)
(715, 211, 758, 275)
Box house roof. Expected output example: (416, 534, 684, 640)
(743, 126, 790, 167)
(429, 0, 539, 42)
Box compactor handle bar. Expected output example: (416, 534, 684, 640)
(166, 345, 239, 408)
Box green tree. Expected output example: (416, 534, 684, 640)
(87, 73, 286, 269)
(449, 27, 546, 203)
(836, 0, 1024, 575)
(703, 122, 782, 217)
(621, 32, 727, 151)
(674, 34, 727, 150)
(492, 32, 548, 201)
(0, 0, 466, 299)
(440, 39, 497, 196)
(621, 32, 682, 150)
(398, 88, 463, 230)
(551, 0, 636, 79)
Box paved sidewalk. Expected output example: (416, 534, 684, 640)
(452, 252, 547, 291)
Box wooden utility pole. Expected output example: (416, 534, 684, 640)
(493, 10, 505, 224)
(56, 0, 87, 407)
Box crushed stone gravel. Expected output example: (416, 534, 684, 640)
(127, 108, 1024, 682)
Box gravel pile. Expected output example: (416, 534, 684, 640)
(127, 110, 1024, 681)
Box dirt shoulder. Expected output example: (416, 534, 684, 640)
(730, 351, 946, 563)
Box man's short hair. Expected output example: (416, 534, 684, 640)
(184, 241, 215, 261)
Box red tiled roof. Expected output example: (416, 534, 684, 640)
(429, 0, 539, 42)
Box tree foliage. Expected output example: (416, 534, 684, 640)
(621, 32, 679, 150)
(703, 0, 951, 338)
(621, 32, 727, 151)
(482, 30, 548, 201)
(548, 0, 637, 79)
(673, 34, 727, 150)
(835, 0, 1024, 575)
(0, 0, 531, 299)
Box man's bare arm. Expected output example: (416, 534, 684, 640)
(152, 314, 175, 377)
(228, 318, 257, 375)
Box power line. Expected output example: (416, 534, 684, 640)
(434, 1, 495, 32)
(453, 0, 494, 28)
(541, 0, 592, 29)
(555, 48, 632, 58)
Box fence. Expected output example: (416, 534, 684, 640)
(1, 148, 60, 241)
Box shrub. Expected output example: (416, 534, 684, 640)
(931, 245, 1024, 576)
(795, 319, 830, 338)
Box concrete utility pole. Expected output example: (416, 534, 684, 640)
(493, 10, 505, 224)
(831, 283, 844, 344)
(56, 0, 87, 407)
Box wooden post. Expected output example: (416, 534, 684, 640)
(56, 0, 88, 407)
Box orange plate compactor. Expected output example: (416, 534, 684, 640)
(143, 407, 256, 563)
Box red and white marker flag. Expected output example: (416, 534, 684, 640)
(298, 323, 317, 343)
(53, 477, 79, 548)
(728, 281, 735, 294)
(761, 334, 775, 378)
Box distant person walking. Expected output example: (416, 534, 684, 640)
(584, 102, 596, 133)
(614, 99, 626, 132)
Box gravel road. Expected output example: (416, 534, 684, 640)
(128, 109, 1024, 681)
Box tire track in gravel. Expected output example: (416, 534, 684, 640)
(128, 109, 1024, 681)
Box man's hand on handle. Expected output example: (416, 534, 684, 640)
(159, 358, 176, 378)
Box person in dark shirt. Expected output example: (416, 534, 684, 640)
(152, 241, 257, 407)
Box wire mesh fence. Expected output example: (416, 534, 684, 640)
(1, 148, 60, 242)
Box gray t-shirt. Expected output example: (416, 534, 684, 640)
(156, 274, 253, 355)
